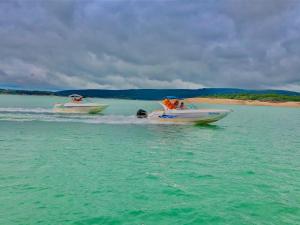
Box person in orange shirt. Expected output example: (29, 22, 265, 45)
(174, 100, 179, 109)
(163, 99, 175, 109)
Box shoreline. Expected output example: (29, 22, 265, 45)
(1, 93, 300, 107)
(187, 97, 300, 108)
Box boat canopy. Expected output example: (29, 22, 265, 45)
(69, 94, 83, 98)
(164, 96, 183, 100)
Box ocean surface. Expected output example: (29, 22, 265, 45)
(0, 94, 299, 225)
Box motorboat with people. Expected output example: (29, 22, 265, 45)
(53, 94, 108, 114)
(136, 96, 232, 124)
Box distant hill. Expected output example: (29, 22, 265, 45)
(0, 88, 53, 96)
(1, 88, 300, 100)
(56, 88, 300, 100)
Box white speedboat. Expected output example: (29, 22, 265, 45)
(137, 96, 231, 124)
(53, 94, 108, 114)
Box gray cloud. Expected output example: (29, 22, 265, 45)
(0, 0, 300, 91)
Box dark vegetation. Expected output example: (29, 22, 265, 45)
(1, 88, 299, 101)
(207, 93, 300, 102)
(55, 88, 300, 100)
(0, 89, 53, 96)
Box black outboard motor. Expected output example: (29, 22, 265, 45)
(136, 109, 148, 118)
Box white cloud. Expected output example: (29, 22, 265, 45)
(0, 0, 299, 92)
(101, 75, 204, 89)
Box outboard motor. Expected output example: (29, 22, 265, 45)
(136, 109, 148, 118)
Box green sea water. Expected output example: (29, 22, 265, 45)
(0, 94, 299, 225)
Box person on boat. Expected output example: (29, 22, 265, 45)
(71, 96, 83, 103)
(179, 102, 186, 109)
(174, 100, 179, 109)
(163, 99, 175, 109)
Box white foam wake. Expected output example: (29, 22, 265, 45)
(0, 108, 189, 125)
(0, 107, 53, 114)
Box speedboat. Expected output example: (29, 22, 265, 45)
(53, 94, 108, 114)
(136, 96, 231, 124)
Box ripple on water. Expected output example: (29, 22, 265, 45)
(73, 216, 121, 225)
(162, 184, 196, 198)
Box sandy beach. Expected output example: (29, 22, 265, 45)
(187, 97, 300, 108)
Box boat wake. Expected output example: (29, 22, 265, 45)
(0, 107, 188, 125)
(0, 107, 53, 114)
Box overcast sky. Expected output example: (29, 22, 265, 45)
(0, 0, 300, 91)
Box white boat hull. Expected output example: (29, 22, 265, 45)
(148, 109, 231, 124)
(53, 103, 108, 114)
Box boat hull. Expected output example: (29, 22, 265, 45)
(53, 103, 108, 114)
(148, 109, 231, 124)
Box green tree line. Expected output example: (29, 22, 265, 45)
(206, 93, 300, 102)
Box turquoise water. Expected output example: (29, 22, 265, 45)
(0, 95, 299, 225)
